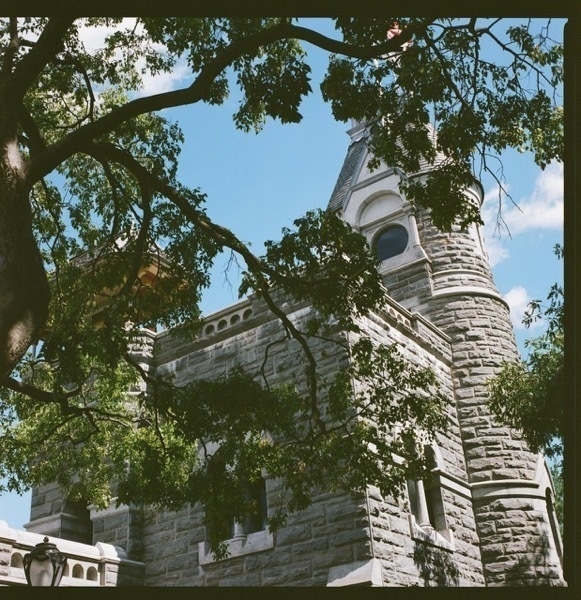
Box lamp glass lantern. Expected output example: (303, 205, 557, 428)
(23, 536, 67, 587)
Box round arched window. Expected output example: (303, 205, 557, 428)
(374, 225, 409, 261)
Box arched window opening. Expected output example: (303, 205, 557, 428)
(72, 563, 84, 578)
(374, 224, 409, 262)
(87, 566, 99, 581)
(226, 477, 268, 538)
(406, 443, 454, 551)
(10, 552, 23, 568)
(546, 488, 563, 564)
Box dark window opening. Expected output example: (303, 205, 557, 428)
(223, 477, 268, 538)
(244, 478, 268, 534)
(407, 445, 447, 532)
(375, 225, 409, 261)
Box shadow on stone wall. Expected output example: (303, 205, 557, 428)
(504, 535, 563, 586)
(412, 542, 460, 587)
(116, 561, 145, 586)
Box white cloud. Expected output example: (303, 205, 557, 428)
(78, 19, 190, 97)
(485, 240, 510, 269)
(502, 162, 564, 235)
(481, 161, 563, 267)
(79, 18, 136, 52)
(503, 286, 543, 331)
(136, 60, 190, 97)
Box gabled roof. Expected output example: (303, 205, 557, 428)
(327, 138, 367, 213)
(326, 123, 484, 215)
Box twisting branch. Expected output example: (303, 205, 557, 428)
(1, 17, 19, 77)
(86, 153, 154, 311)
(2, 375, 79, 406)
(101, 161, 123, 238)
(256, 281, 325, 433)
(52, 52, 96, 123)
(256, 333, 292, 389)
(26, 18, 436, 184)
(18, 102, 45, 156)
(3, 17, 76, 100)
(1, 375, 132, 425)
(84, 140, 326, 433)
(420, 30, 477, 119)
(116, 184, 153, 299)
(482, 27, 555, 88)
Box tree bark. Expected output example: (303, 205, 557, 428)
(0, 136, 49, 378)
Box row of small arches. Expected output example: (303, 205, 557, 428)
(10, 552, 98, 581)
(204, 308, 253, 337)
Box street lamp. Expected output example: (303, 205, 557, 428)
(23, 536, 67, 587)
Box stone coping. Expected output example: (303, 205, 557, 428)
(0, 520, 144, 587)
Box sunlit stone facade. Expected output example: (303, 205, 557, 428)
(3, 124, 564, 587)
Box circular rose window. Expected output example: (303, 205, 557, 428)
(374, 225, 409, 261)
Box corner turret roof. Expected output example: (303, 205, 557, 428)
(327, 137, 367, 213)
(327, 122, 485, 214)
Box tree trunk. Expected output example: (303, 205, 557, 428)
(0, 137, 50, 378)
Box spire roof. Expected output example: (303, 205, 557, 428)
(327, 137, 367, 213)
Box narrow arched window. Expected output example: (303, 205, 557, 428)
(546, 488, 563, 564)
(407, 444, 448, 533)
(374, 225, 409, 261)
(227, 477, 268, 537)
(244, 477, 268, 534)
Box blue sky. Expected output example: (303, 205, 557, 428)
(0, 18, 564, 531)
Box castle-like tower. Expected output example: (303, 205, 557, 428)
(329, 120, 564, 586)
(7, 124, 564, 587)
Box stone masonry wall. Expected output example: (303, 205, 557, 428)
(354, 308, 485, 586)
(140, 288, 486, 586)
(149, 297, 371, 585)
(380, 257, 434, 316)
(142, 489, 373, 586)
(365, 483, 486, 586)
(90, 505, 144, 562)
(416, 208, 565, 586)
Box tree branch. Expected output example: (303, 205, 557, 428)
(2, 375, 77, 405)
(26, 19, 436, 185)
(83, 141, 278, 277)
(18, 101, 45, 156)
(92, 155, 154, 301)
(1, 375, 133, 425)
(1, 17, 19, 77)
(53, 52, 96, 124)
(420, 31, 475, 117)
(1, 17, 76, 101)
(83, 140, 326, 432)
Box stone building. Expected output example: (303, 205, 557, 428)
(1, 122, 564, 587)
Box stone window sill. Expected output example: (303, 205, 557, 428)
(198, 529, 274, 565)
(409, 515, 455, 552)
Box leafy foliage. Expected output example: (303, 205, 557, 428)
(488, 242, 565, 549)
(0, 17, 564, 555)
(321, 18, 563, 228)
(488, 245, 564, 460)
(239, 209, 385, 331)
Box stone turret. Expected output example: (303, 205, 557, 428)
(329, 122, 564, 586)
